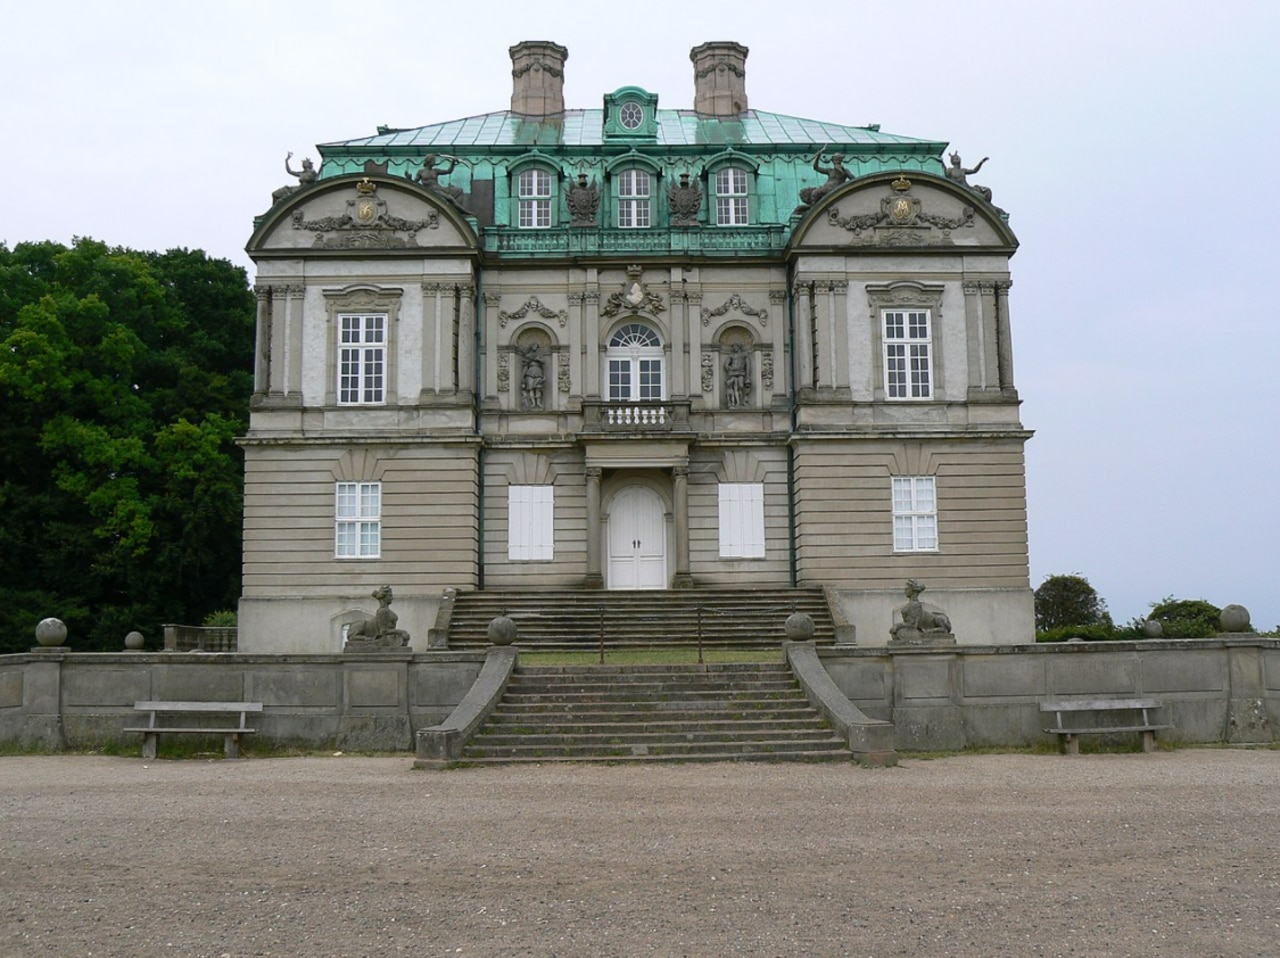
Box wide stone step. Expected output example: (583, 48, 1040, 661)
(456, 749, 853, 766)
(489, 704, 817, 723)
(504, 677, 799, 694)
(462, 737, 849, 761)
(482, 716, 832, 735)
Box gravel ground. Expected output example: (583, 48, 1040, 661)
(2, 750, 1278, 958)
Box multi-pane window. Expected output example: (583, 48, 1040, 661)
(338, 314, 386, 404)
(336, 481, 381, 558)
(508, 485, 554, 560)
(714, 167, 749, 226)
(892, 476, 938, 552)
(517, 169, 553, 228)
(718, 482, 765, 558)
(883, 309, 932, 399)
(606, 323, 663, 401)
(616, 169, 651, 228)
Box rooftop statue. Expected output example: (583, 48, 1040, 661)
(344, 585, 411, 651)
(566, 173, 600, 226)
(272, 152, 318, 204)
(945, 152, 993, 203)
(667, 172, 703, 227)
(412, 153, 467, 209)
(797, 147, 851, 211)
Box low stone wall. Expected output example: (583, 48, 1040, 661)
(2, 640, 1277, 754)
(0, 650, 486, 752)
(821, 638, 1280, 750)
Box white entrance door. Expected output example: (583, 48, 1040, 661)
(607, 485, 667, 590)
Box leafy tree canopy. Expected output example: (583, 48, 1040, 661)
(1146, 597, 1222, 639)
(1034, 573, 1111, 633)
(0, 238, 254, 652)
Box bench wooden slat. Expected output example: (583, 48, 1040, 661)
(134, 701, 263, 712)
(1039, 699, 1160, 712)
(1043, 725, 1172, 735)
(124, 727, 259, 735)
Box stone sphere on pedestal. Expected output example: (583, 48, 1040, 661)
(1142, 619, 1164, 638)
(487, 615, 518, 646)
(1219, 604, 1252, 633)
(124, 631, 145, 650)
(35, 618, 68, 647)
(784, 612, 815, 641)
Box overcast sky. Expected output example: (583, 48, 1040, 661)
(3, 1, 1277, 630)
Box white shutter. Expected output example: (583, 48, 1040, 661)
(508, 485, 554, 561)
(719, 483, 765, 559)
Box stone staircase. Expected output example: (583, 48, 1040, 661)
(444, 588, 837, 650)
(459, 662, 851, 764)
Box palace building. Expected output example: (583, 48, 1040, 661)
(240, 41, 1033, 651)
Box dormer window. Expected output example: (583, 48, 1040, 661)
(715, 167, 749, 225)
(517, 168, 553, 228)
(616, 170, 652, 229)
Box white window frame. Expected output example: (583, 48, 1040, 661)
(517, 168, 553, 228)
(338, 313, 386, 405)
(616, 169, 651, 229)
(892, 476, 938, 552)
(718, 482, 765, 559)
(508, 485, 554, 561)
(605, 323, 664, 402)
(714, 167, 749, 226)
(883, 308, 932, 400)
(336, 481, 381, 558)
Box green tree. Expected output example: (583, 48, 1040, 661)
(0, 239, 254, 652)
(1034, 574, 1111, 633)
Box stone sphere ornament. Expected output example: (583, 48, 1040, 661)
(1219, 604, 1252, 633)
(35, 617, 68, 647)
(784, 612, 815, 641)
(487, 615, 518, 646)
(1141, 619, 1164, 638)
(124, 631, 145, 650)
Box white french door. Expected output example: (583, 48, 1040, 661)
(607, 485, 667, 590)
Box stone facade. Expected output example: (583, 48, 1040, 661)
(240, 41, 1033, 652)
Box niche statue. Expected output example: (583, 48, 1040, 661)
(518, 342, 546, 410)
(724, 343, 751, 408)
(344, 585, 411, 651)
(889, 579, 954, 646)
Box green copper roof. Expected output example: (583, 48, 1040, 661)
(321, 109, 943, 154)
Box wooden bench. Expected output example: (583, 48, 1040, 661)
(125, 701, 263, 759)
(1040, 698, 1170, 754)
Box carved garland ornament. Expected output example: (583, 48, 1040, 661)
(701, 293, 769, 327)
(825, 177, 974, 243)
(700, 354, 715, 393)
(291, 180, 438, 249)
(496, 352, 510, 393)
(761, 350, 774, 391)
(499, 296, 568, 329)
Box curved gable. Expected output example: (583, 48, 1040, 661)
(788, 172, 1017, 253)
(246, 174, 480, 257)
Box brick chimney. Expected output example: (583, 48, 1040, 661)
(509, 41, 568, 117)
(690, 42, 749, 116)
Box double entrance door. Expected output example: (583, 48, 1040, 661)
(606, 485, 667, 590)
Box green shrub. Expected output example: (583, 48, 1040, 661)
(1035, 622, 1120, 643)
(1146, 597, 1221, 638)
(201, 609, 238, 628)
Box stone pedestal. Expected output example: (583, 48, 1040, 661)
(888, 629, 957, 649)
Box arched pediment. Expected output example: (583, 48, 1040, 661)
(246, 174, 480, 256)
(787, 171, 1018, 253)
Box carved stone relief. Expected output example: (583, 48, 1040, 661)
(290, 179, 438, 249)
(700, 354, 715, 393)
(497, 352, 510, 393)
(824, 177, 974, 246)
(760, 350, 774, 391)
(566, 174, 600, 226)
(701, 293, 768, 327)
(499, 296, 568, 329)
(558, 363, 571, 395)
(602, 266, 665, 317)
